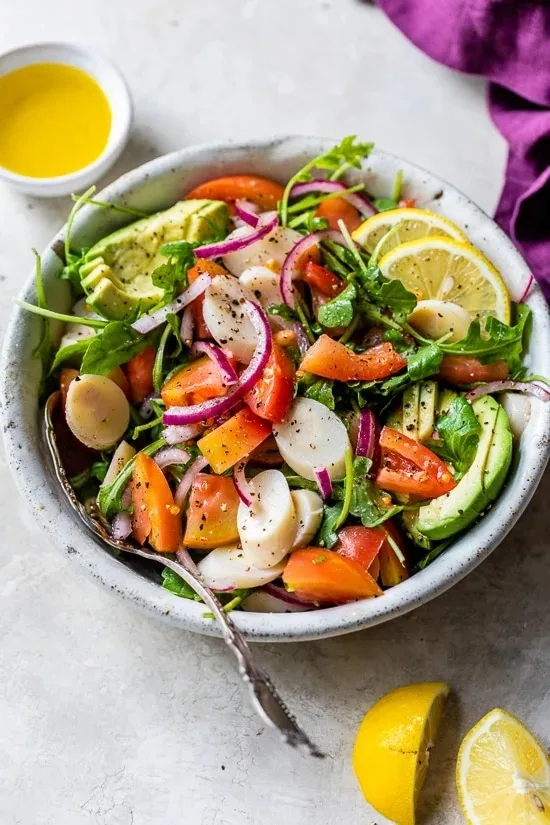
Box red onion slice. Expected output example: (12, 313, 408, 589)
(194, 212, 278, 260)
(154, 447, 191, 470)
(191, 341, 238, 385)
(519, 272, 534, 303)
(174, 456, 208, 509)
(280, 233, 321, 308)
(290, 179, 377, 217)
(180, 306, 194, 346)
(356, 408, 381, 475)
(314, 466, 333, 500)
(163, 301, 272, 425)
(294, 322, 310, 357)
(162, 423, 205, 445)
(466, 380, 550, 402)
(111, 511, 132, 540)
(132, 273, 211, 334)
(233, 459, 253, 506)
(139, 393, 160, 420)
(234, 199, 260, 227)
(263, 583, 313, 608)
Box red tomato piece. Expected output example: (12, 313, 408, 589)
(282, 548, 383, 604)
(334, 525, 386, 571)
(376, 426, 457, 498)
(315, 197, 362, 232)
(185, 175, 284, 211)
(439, 355, 509, 385)
(303, 261, 345, 297)
(244, 342, 295, 424)
(197, 407, 272, 474)
(184, 474, 240, 550)
(161, 354, 237, 407)
(124, 346, 157, 404)
(300, 335, 407, 382)
(131, 453, 181, 553)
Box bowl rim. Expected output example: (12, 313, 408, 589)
(3, 135, 550, 642)
(0, 41, 132, 188)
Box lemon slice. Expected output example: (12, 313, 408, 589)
(378, 236, 511, 323)
(353, 682, 449, 825)
(457, 708, 550, 825)
(352, 207, 468, 256)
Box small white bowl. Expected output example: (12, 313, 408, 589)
(0, 42, 132, 198)
(2, 137, 550, 642)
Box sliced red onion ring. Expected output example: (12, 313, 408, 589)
(163, 301, 272, 425)
(264, 583, 313, 608)
(233, 459, 253, 506)
(318, 228, 349, 247)
(314, 466, 333, 500)
(174, 456, 208, 509)
(162, 423, 204, 445)
(111, 511, 132, 540)
(132, 273, 211, 334)
(180, 306, 194, 346)
(466, 381, 550, 402)
(154, 447, 191, 470)
(356, 408, 381, 475)
(290, 179, 377, 217)
(234, 199, 260, 227)
(294, 322, 310, 357)
(280, 233, 320, 308)
(191, 341, 238, 385)
(519, 272, 534, 303)
(194, 212, 278, 260)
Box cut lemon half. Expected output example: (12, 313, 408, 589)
(378, 236, 511, 323)
(457, 708, 550, 825)
(352, 207, 468, 256)
(353, 682, 449, 825)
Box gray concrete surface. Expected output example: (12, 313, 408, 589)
(1, 1, 548, 823)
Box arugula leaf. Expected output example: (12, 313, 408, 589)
(162, 568, 202, 601)
(434, 396, 481, 478)
(316, 503, 342, 549)
(408, 343, 443, 381)
(440, 304, 531, 375)
(318, 282, 357, 328)
(349, 342, 441, 404)
(80, 321, 151, 376)
(152, 314, 181, 393)
(69, 461, 109, 490)
(150, 240, 196, 303)
(373, 197, 399, 212)
(304, 379, 335, 410)
(279, 136, 374, 225)
(357, 266, 417, 322)
(49, 337, 93, 373)
(415, 539, 452, 570)
(348, 456, 403, 527)
(268, 303, 298, 322)
(279, 465, 319, 493)
(60, 186, 96, 295)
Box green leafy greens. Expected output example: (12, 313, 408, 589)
(433, 396, 481, 479)
(80, 321, 152, 376)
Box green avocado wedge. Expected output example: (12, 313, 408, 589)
(416, 395, 512, 540)
(80, 199, 229, 319)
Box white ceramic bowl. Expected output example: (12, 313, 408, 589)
(0, 42, 132, 197)
(3, 137, 550, 642)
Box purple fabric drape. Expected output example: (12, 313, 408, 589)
(375, 0, 550, 299)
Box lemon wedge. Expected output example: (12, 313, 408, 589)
(378, 236, 511, 324)
(457, 708, 550, 825)
(352, 207, 468, 256)
(353, 682, 449, 825)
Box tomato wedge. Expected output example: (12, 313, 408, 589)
(300, 335, 406, 382)
(315, 197, 362, 232)
(187, 260, 227, 340)
(185, 175, 284, 211)
(439, 355, 508, 385)
(303, 261, 345, 297)
(334, 525, 386, 572)
(161, 354, 237, 407)
(131, 453, 181, 553)
(243, 342, 295, 423)
(282, 548, 382, 604)
(197, 407, 272, 473)
(184, 474, 240, 550)
(124, 346, 156, 404)
(376, 426, 456, 498)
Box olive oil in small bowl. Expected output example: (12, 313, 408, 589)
(0, 43, 132, 197)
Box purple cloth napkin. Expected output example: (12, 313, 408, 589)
(375, 0, 550, 299)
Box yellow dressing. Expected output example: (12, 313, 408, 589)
(0, 62, 111, 178)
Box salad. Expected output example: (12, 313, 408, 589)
(21, 136, 549, 614)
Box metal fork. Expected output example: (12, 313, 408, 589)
(42, 393, 324, 758)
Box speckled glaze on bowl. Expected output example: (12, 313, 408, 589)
(3, 137, 550, 642)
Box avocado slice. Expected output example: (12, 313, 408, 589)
(416, 396, 512, 540)
(436, 388, 458, 418)
(80, 199, 229, 320)
(402, 384, 420, 440)
(418, 381, 438, 442)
